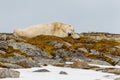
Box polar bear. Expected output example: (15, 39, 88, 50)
(13, 22, 80, 39)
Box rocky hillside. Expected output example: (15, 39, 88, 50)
(0, 32, 120, 68)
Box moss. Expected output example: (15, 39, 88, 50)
(22, 35, 63, 56)
(0, 46, 31, 58)
(17, 34, 120, 64)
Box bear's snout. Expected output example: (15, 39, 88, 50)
(68, 33, 72, 36)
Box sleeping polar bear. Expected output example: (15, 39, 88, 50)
(13, 22, 80, 39)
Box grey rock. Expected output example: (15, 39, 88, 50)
(90, 49, 100, 55)
(49, 41, 63, 49)
(0, 62, 23, 69)
(36, 58, 63, 65)
(8, 40, 52, 58)
(0, 34, 7, 40)
(102, 68, 120, 75)
(33, 69, 50, 72)
(16, 58, 41, 68)
(64, 42, 72, 47)
(71, 59, 90, 69)
(55, 49, 87, 61)
(0, 50, 6, 54)
(0, 41, 8, 50)
(0, 53, 26, 64)
(115, 77, 120, 80)
(88, 59, 111, 66)
(78, 48, 88, 53)
(0, 68, 20, 78)
(59, 71, 68, 75)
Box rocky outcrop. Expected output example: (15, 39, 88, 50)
(0, 69, 20, 78)
(0, 32, 120, 69)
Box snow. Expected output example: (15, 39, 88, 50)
(1, 65, 119, 80)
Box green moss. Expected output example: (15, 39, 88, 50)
(0, 46, 31, 58)
(18, 34, 120, 65)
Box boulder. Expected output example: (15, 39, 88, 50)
(71, 59, 90, 69)
(33, 69, 50, 72)
(59, 71, 68, 75)
(115, 77, 120, 80)
(49, 41, 63, 49)
(55, 49, 87, 61)
(0, 50, 6, 54)
(88, 59, 111, 66)
(8, 40, 52, 58)
(0, 41, 8, 50)
(0, 62, 23, 69)
(16, 58, 41, 68)
(0, 34, 7, 40)
(102, 68, 120, 75)
(0, 68, 20, 78)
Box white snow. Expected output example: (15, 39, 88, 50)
(1, 65, 119, 80)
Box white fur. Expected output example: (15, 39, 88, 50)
(13, 22, 80, 39)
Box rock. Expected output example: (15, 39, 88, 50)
(64, 42, 72, 47)
(8, 40, 52, 58)
(0, 62, 23, 69)
(117, 60, 120, 66)
(0, 50, 6, 54)
(33, 69, 50, 72)
(0, 34, 7, 40)
(49, 41, 63, 49)
(78, 48, 88, 53)
(90, 49, 100, 55)
(115, 77, 120, 80)
(16, 58, 41, 68)
(0, 41, 8, 50)
(71, 33, 80, 39)
(55, 49, 87, 61)
(102, 68, 120, 75)
(35, 58, 63, 65)
(71, 59, 90, 69)
(88, 59, 111, 66)
(0, 53, 26, 64)
(59, 71, 68, 75)
(0, 68, 20, 78)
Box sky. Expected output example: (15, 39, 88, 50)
(0, 0, 120, 33)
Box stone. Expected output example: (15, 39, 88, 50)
(88, 59, 111, 66)
(0, 68, 20, 78)
(71, 59, 90, 69)
(33, 69, 50, 72)
(49, 41, 63, 49)
(78, 48, 88, 53)
(115, 77, 120, 80)
(0, 34, 7, 40)
(102, 68, 120, 75)
(8, 40, 52, 58)
(16, 58, 41, 68)
(0, 62, 23, 69)
(35, 58, 63, 65)
(55, 49, 87, 61)
(0, 50, 6, 54)
(0, 41, 8, 50)
(59, 71, 68, 75)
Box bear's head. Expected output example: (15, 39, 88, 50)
(64, 24, 74, 36)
